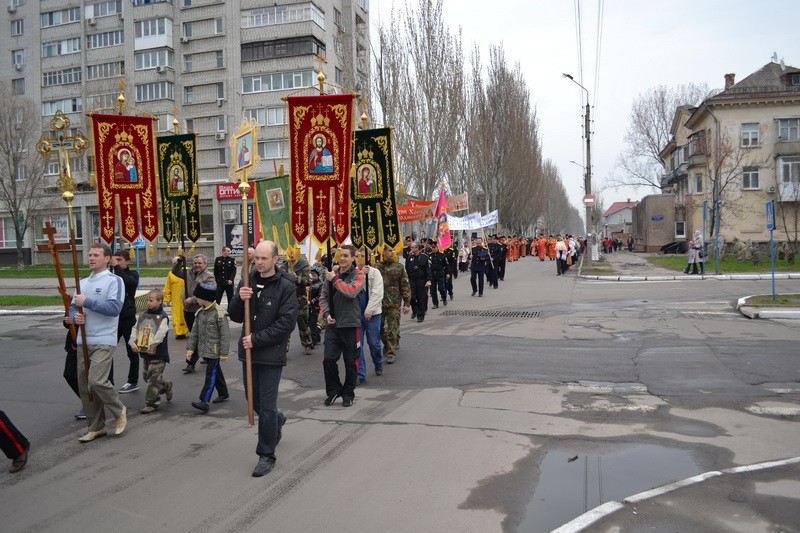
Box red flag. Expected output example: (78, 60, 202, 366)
(287, 93, 355, 244)
(90, 113, 158, 244)
(434, 186, 451, 249)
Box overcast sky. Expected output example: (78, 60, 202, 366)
(375, 0, 799, 216)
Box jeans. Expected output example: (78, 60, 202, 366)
(357, 314, 383, 379)
(244, 363, 283, 460)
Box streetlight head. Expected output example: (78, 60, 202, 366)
(562, 73, 574, 80)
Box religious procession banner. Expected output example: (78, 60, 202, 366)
(434, 186, 451, 249)
(349, 127, 401, 252)
(481, 210, 499, 227)
(398, 203, 433, 222)
(447, 211, 498, 230)
(90, 113, 159, 243)
(287, 93, 355, 244)
(408, 193, 468, 213)
(254, 175, 292, 252)
(156, 133, 200, 244)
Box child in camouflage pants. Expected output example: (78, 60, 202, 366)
(129, 289, 173, 414)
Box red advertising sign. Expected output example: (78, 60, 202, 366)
(216, 183, 255, 199)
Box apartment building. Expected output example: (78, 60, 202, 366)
(657, 61, 800, 250)
(2, 0, 370, 263)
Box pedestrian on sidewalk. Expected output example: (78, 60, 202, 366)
(112, 250, 140, 394)
(129, 289, 173, 414)
(185, 283, 230, 413)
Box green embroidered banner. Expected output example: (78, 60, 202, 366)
(254, 175, 292, 252)
(350, 127, 401, 251)
(156, 134, 200, 244)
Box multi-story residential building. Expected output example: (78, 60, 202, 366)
(1, 0, 370, 263)
(657, 61, 800, 252)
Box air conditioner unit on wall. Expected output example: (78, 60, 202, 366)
(180, 36, 189, 43)
(215, 132, 226, 141)
(222, 209, 237, 222)
(156, 65, 166, 73)
(768, 186, 776, 193)
(118, 13, 124, 20)
(216, 98, 225, 107)
(8, 5, 16, 13)
(13, 63, 22, 71)
(88, 17, 96, 25)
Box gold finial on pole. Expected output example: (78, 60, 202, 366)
(317, 69, 326, 95)
(172, 105, 180, 134)
(117, 79, 127, 114)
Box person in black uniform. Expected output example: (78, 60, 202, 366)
(470, 237, 490, 297)
(497, 236, 508, 281)
(428, 242, 449, 309)
(405, 241, 431, 322)
(213, 246, 237, 305)
(487, 236, 502, 289)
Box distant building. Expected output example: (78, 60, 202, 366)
(601, 199, 635, 240)
(1, 0, 371, 263)
(658, 61, 800, 251)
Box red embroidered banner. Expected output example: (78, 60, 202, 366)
(287, 93, 355, 244)
(90, 113, 158, 244)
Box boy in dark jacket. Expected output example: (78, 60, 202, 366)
(229, 240, 298, 477)
(128, 289, 172, 414)
(186, 283, 230, 413)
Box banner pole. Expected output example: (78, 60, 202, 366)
(239, 175, 254, 427)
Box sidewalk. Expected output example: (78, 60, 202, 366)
(586, 250, 800, 320)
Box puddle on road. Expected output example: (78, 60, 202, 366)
(518, 443, 699, 533)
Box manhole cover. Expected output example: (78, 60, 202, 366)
(440, 309, 541, 318)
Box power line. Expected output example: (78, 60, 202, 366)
(592, 0, 605, 121)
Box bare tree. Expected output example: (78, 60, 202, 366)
(0, 86, 54, 270)
(777, 178, 800, 262)
(373, 0, 466, 201)
(609, 83, 708, 192)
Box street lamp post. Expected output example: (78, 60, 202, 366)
(563, 73, 593, 268)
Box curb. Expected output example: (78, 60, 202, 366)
(553, 456, 800, 532)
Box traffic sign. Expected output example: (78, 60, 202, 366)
(582, 194, 596, 207)
(766, 200, 776, 231)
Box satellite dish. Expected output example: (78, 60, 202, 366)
(780, 59, 786, 71)
(771, 52, 778, 63)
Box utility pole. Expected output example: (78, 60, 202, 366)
(563, 73, 593, 267)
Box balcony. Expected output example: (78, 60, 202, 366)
(664, 162, 688, 185)
(778, 181, 800, 202)
(775, 140, 800, 157)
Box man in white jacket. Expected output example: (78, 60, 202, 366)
(356, 251, 384, 384)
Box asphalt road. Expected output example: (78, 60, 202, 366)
(1, 256, 798, 532)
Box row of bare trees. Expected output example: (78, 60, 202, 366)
(373, 0, 582, 236)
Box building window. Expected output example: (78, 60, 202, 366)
(778, 118, 800, 142)
(86, 1, 123, 18)
(43, 67, 82, 87)
(183, 22, 193, 37)
(86, 93, 117, 109)
(185, 118, 194, 131)
(156, 113, 176, 132)
(243, 3, 325, 29)
(184, 86, 193, 104)
(675, 221, 686, 239)
(335, 67, 342, 84)
(135, 81, 174, 102)
(135, 49, 174, 70)
(742, 167, 759, 189)
(12, 49, 24, 66)
(741, 123, 759, 147)
(258, 140, 281, 159)
(133, 0, 171, 5)
(217, 115, 225, 131)
(87, 61, 125, 80)
(184, 54, 192, 71)
(42, 38, 82, 58)
(11, 19, 24, 36)
(242, 70, 314, 93)
(334, 8, 342, 28)
(183, 0, 192, 7)
(742, 167, 758, 189)
(217, 148, 226, 165)
(779, 156, 800, 183)
(87, 31, 124, 49)
(16, 164, 26, 181)
(244, 107, 288, 127)
(42, 98, 83, 116)
(135, 17, 168, 38)
(12, 79, 25, 95)
(216, 82, 224, 100)
(694, 173, 703, 194)
(216, 50, 224, 68)
(41, 8, 81, 28)
(215, 18, 223, 34)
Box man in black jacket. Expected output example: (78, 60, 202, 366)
(405, 241, 431, 322)
(213, 246, 237, 305)
(112, 250, 140, 393)
(229, 240, 298, 478)
(428, 242, 449, 309)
